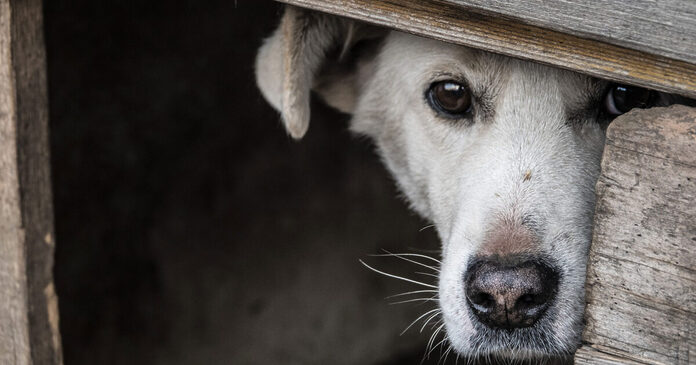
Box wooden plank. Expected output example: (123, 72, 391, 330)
(0, 0, 62, 364)
(0, 1, 32, 363)
(444, 0, 696, 65)
(576, 105, 696, 364)
(279, 0, 696, 99)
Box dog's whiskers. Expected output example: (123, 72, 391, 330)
(431, 337, 448, 363)
(372, 250, 441, 270)
(425, 330, 448, 364)
(361, 251, 451, 363)
(415, 271, 439, 279)
(386, 289, 438, 299)
(439, 344, 454, 365)
(378, 249, 441, 262)
(425, 322, 446, 359)
(400, 308, 441, 336)
(419, 311, 441, 333)
(419, 224, 435, 232)
(389, 296, 438, 306)
(359, 259, 437, 288)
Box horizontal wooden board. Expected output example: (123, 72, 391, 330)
(279, 0, 696, 99)
(445, 0, 696, 65)
(577, 105, 696, 364)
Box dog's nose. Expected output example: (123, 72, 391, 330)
(465, 259, 559, 329)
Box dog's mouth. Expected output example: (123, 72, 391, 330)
(436, 297, 578, 363)
(464, 353, 574, 365)
(465, 313, 573, 360)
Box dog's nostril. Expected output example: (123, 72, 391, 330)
(515, 293, 548, 316)
(517, 293, 545, 306)
(469, 292, 495, 312)
(464, 258, 559, 330)
(519, 294, 535, 304)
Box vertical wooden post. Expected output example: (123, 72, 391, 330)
(0, 0, 62, 364)
(575, 105, 696, 364)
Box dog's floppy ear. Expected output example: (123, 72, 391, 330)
(255, 6, 385, 139)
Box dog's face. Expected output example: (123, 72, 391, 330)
(255, 8, 682, 360)
(357, 32, 606, 358)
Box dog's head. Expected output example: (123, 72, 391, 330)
(255, 7, 682, 360)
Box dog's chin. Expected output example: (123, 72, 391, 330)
(464, 327, 575, 363)
(462, 353, 573, 365)
(445, 308, 578, 364)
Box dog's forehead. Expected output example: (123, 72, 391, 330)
(378, 32, 602, 102)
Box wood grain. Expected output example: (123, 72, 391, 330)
(576, 105, 696, 364)
(445, 0, 696, 65)
(0, 1, 32, 363)
(0, 0, 62, 364)
(279, 0, 696, 99)
(575, 346, 653, 365)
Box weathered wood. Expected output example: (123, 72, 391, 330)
(575, 346, 652, 365)
(575, 105, 696, 364)
(445, 0, 696, 65)
(279, 0, 696, 99)
(0, 0, 62, 364)
(0, 0, 32, 363)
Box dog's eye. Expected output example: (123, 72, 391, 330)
(603, 84, 654, 116)
(427, 81, 472, 117)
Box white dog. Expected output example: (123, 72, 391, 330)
(255, 7, 688, 362)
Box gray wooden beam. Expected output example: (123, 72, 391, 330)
(279, 0, 696, 99)
(445, 0, 696, 65)
(0, 0, 62, 364)
(575, 105, 696, 364)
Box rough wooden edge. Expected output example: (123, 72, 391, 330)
(11, 0, 63, 363)
(0, 0, 32, 363)
(0, 0, 63, 364)
(278, 0, 696, 99)
(575, 346, 655, 365)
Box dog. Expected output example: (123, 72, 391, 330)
(255, 6, 691, 362)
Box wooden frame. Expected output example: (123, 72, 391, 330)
(0, 0, 692, 364)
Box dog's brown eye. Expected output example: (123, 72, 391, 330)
(427, 81, 472, 117)
(604, 84, 654, 116)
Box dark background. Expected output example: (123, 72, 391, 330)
(44, 1, 443, 364)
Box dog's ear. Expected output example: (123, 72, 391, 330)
(255, 6, 385, 139)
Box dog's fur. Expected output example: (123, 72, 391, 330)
(255, 7, 688, 361)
